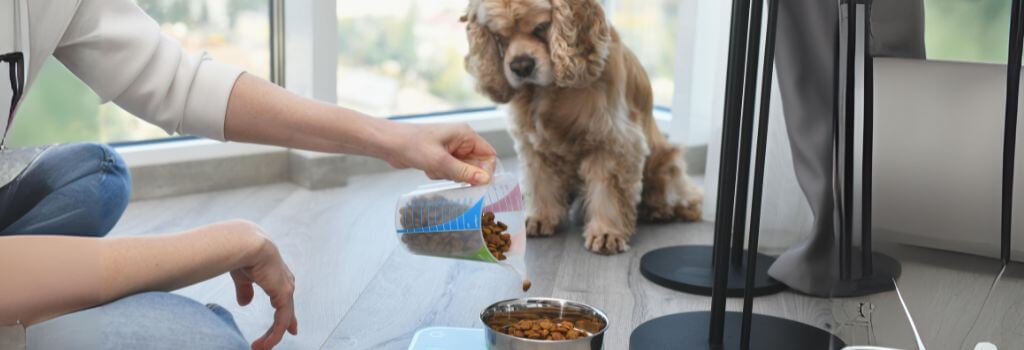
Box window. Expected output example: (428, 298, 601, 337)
(7, 0, 269, 148)
(335, 0, 491, 117)
(925, 0, 1009, 64)
(333, 0, 680, 117)
(608, 0, 679, 108)
(11, 0, 684, 148)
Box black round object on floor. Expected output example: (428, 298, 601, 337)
(829, 249, 902, 298)
(639, 245, 786, 297)
(630, 312, 845, 350)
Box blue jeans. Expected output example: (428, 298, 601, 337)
(26, 292, 248, 350)
(1, 143, 247, 349)
(0, 143, 130, 236)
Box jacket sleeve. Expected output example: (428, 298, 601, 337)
(52, 0, 244, 141)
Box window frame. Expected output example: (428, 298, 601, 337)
(115, 0, 695, 168)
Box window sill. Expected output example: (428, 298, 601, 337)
(116, 107, 696, 200)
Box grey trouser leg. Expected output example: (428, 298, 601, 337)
(767, 0, 924, 295)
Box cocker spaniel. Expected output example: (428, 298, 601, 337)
(462, 0, 703, 254)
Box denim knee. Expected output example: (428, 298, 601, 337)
(7, 143, 133, 237)
(91, 143, 132, 235)
(60, 143, 130, 235)
(68, 142, 131, 189)
(103, 292, 248, 349)
(27, 292, 248, 350)
(31, 143, 132, 195)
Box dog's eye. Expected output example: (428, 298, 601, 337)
(533, 22, 550, 39)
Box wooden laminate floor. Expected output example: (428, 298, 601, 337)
(107, 158, 1024, 350)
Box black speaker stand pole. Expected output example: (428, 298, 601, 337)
(632, 0, 844, 348)
(638, 0, 784, 300)
(829, 0, 901, 298)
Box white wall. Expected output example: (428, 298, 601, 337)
(873, 57, 1024, 260)
(700, 5, 1024, 261)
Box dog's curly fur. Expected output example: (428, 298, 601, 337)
(463, 0, 703, 254)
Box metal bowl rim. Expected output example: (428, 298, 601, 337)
(480, 297, 610, 344)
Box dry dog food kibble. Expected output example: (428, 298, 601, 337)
(487, 318, 593, 341)
(399, 196, 468, 230)
(398, 196, 513, 261)
(485, 308, 605, 341)
(482, 211, 511, 260)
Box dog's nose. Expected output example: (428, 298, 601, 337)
(510, 55, 536, 78)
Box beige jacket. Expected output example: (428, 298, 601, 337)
(1, 0, 243, 146)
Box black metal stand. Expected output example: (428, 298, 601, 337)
(830, 249, 902, 297)
(826, 0, 902, 298)
(630, 312, 843, 350)
(1002, 0, 1024, 266)
(631, 0, 844, 348)
(640, 247, 784, 297)
(637, 0, 784, 299)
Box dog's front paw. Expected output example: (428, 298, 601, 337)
(583, 228, 631, 254)
(675, 202, 702, 222)
(676, 186, 704, 222)
(526, 216, 559, 237)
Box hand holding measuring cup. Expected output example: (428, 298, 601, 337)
(382, 123, 497, 185)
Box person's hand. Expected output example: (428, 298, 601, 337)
(385, 123, 498, 185)
(230, 222, 298, 350)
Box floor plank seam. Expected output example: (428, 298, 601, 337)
(317, 244, 402, 350)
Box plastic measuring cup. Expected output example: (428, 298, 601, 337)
(395, 166, 528, 285)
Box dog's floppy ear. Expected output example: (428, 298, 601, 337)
(463, 4, 514, 103)
(549, 0, 611, 88)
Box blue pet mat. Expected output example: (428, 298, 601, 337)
(408, 327, 486, 350)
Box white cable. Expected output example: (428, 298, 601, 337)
(844, 267, 1006, 350)
(960, 265, 1007, 350)
(841, 278, 922, 350)
(892, 278, 926, 350)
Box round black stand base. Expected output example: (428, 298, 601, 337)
(830, 249, 902, 297)
(630, 312, 845, 350)
(639, 246, 786, 297)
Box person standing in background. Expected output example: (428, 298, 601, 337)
(767, 0, 925, 295)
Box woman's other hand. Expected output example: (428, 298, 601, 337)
(229, 221, 298, 350)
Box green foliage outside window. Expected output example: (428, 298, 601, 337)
(925, 0, 1010, 64)
(7, 0, 1017, 148)
(8, 0, 267, 147)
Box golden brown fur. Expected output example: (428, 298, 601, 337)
(463, 0, 702, 254)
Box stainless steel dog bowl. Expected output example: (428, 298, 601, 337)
(481, 298, 609, 350)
